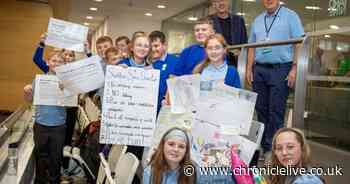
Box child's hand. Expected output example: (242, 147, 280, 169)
(39, 33, 47, 44)
(161, 99, 169, 106)
(23, 84, 33, 102)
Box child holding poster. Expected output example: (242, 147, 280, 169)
(143, 128, 196, 184)
(118, 33, 151, 184)
(193, 33, 241, 88)
(33, 33, 76, 73)
(24, 50, 68, 184)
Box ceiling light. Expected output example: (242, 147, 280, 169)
(242, 0, 256, 2)
(280, 1, 285, 5)
(329, 25, 339, 29)
(188, 16, 198, 21)
(305, 6, 321, 10)
(324, 35, 331, 38)
(236, 12, 246, 16)
(84, 22, 90, 26)
(145, 13, 153, 16)
(89, 7, 98, 11)
(93, 0, 103, 2)
(157, 5, 166, 9)
(86, 16, 93, 19)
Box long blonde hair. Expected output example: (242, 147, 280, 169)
(192, 33, 227, 74)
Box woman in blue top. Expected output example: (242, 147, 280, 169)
(270, 128, 325, 184)
(192, 34, 241, 88)
(144, 127, 196, 184)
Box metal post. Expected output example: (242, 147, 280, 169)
(293, 36, 310, 129)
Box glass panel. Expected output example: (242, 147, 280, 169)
(306, 31, 350, 151)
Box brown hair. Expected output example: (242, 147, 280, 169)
(115, 36, 130, 45)
(105, 47, 120, 60)
(195, 17, 214, 27)
(148, 127, 196, 184)
(270, 128, 314, 184)
(96, 36, 113, 45)
(192, 33, 227, 74)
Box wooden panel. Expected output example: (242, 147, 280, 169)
(0, 0, 52, 111)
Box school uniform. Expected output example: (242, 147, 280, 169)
(32, 78, 67, 184)
(152, 53, 179, 113)
(174, 44, 206, 76)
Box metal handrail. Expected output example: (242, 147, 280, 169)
(228, 27, 350, 129)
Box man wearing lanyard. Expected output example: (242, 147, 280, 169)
(246, 0, 304, 159)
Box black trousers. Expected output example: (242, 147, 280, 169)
(33, 123, 66, 184)
(62, 107, 78, 169)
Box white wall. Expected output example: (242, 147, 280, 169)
(108, 14, 161, 40)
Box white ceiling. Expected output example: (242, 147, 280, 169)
(68, 0, 207, 29)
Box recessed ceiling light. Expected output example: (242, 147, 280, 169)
(324, 35, 331, 38)
(236, 12, 246, 16)
(188, 16, 198, 21)
(305, 6, 321, 10)
(329, 25, 340, 29)
(242, 0, 256, 2)
(89, 7, 98, 11)
(86, 16, 93, 19)
(145, 13, 152, 16)
(84, 22, 90, 26)
(93, 0, 103, 2)
(157, 5, 166, 9)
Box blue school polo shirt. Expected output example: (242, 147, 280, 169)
(152, 53, 179, 112)
(119, 57, 146, 68)
(175, 44, 206, 75)
(248, 6, 304, 64)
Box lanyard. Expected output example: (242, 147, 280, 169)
(264, 6, 282, 39)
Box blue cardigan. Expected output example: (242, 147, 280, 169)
(224, 66, 241, 88)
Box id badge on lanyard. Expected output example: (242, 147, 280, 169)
(262, 6, 282, 55)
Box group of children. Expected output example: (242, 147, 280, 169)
(22, 16, 323, 184)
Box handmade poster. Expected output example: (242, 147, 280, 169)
(55, 55, 105, 94)
(33, 75, 78, 107)
(100, 66, 160, 146)
(196, 82, 257, 135)
(46, 18, 88, 52)
(191, 118, 258, 167)
(167, 74, 200, 114)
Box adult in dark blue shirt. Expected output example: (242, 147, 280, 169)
(148, 31, 179, 113)
(209, 0, 248, 67)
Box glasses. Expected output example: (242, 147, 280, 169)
(206, 45, 224, 51)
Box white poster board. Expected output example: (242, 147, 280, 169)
(46, 18, 88, 52)
(100, 66, 160, 146)
(55, 55, 105, 94)
(33, 75, 78, 107)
